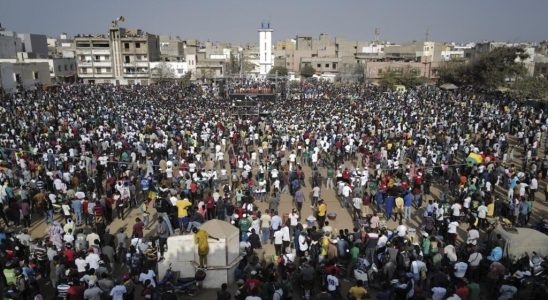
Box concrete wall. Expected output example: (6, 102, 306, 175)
(17, 33, 48, 58)
(365, 61, 441, 80)
(157, 234, 241, 289)
(0, 35, 18, 59)
(0, 61, 51, 91)
(0, 63, 16, 92)
(150, 61, 189, 79)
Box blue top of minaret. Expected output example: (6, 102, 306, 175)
(260, 21, 272, 30)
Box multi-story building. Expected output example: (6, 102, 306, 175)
(0, 27, 24, 59)
(0, 59, 51, 92)
(74, 23, 160, 84)
(384, 41, 444, 63)
(159, 35, 185, 61)
(30, 57, 77, 83)
(16, 33, 48, 58)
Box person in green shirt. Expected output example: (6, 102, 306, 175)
(326, 167, 334, 189)
(235, 190, 243, 204)
(467, 280, 480, 300)
(422, 233, 431, 258)
(350, 243, 360, 266)
(239, 215, 252, 241)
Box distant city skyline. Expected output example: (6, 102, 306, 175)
(1, 0, 547, 43)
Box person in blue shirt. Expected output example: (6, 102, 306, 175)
(71, 197, 83, 226)
(404, 191, 413, 220)
(518, 200, 529, 226)
(385, 195, 395, 221)
(374, 190, 385, 212)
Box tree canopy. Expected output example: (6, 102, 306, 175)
(300, 64, 316, 78)
(269, 66, 288, 76)
(438, 46, 528, 88)
(379, 69, 427, 89)
(509, 76, 548, 100)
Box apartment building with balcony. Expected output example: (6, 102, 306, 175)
(74, 25, 159, 84)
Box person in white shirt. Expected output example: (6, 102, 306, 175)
(273, 230, 284, 256)
(477, 202, 488, 229)
(411, 257, 427, 282)
(298, 231, 309, 256)
(352, 196, 362, 220)
(447, 221, 459, 245)
(342, 184, 352, 208)
(138, 268, 157, 287)
(85, 251, 100, 270)
(326, 272, 340, 294)
(288, 209, 299, 233)
(431, 287, 447, 300)
(454, 261, 468, 278)
(281, 225, 291, 250)
(466, 225, 480, 245)
(312, 185, 321, 207)
(451, 203, 461, 221)
(75, 256, 87, 274)
(109, 283, 127, 300)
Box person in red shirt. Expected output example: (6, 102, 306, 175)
(205, 193, 215, 220)
(104, 196, 114, 224)
(82, 199, 89, 225)
(190, 181, 198, 202)
(66, 281, 85, 300)
(455, 280, 470, 300)
(94, 201, 104, 224)
(132, 217, 144, 238)
(342, 168, 350, 182)
(63, 244, 76, 265)
(245, 271, 262, 294)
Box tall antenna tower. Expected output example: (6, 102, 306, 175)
(425, 26, 430, 42)
(374, 27, 380, 43)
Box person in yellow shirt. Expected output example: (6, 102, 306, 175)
(348, 280, 367, 300)
(193, 227, 219, 268)
(316, 199, 327, 229)
(176, 198, 192, 231)
(394, 196, 404, 224)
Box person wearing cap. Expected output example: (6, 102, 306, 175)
(454, 261, 468, 279)
(83, 279, 103, 300)
(326, 269, 340, 297)
(110, 279, 127, 300)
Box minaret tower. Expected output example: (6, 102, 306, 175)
(258, 21, 273, 76)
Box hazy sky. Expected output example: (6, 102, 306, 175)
(1, 0, 547, 43)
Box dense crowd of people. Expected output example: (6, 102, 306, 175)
(0, 80, 546, 300)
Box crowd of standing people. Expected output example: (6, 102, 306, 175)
(0, 80, 547, 300)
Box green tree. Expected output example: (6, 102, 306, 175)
(179, 71, 192, 88)
(510, 76, 548, 100)
(269, 66, 288, 76)
(352, 64, 365, 83)
(379, 70, 399, 89)
(300, 64, 316, 78)
(437, 46, 528, 88)
(437, 62, 466, 85)
(379, 69, 427, 89)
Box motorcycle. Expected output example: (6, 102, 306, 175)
(157, 264, 206, 298)
(353, 256, 379, 288)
